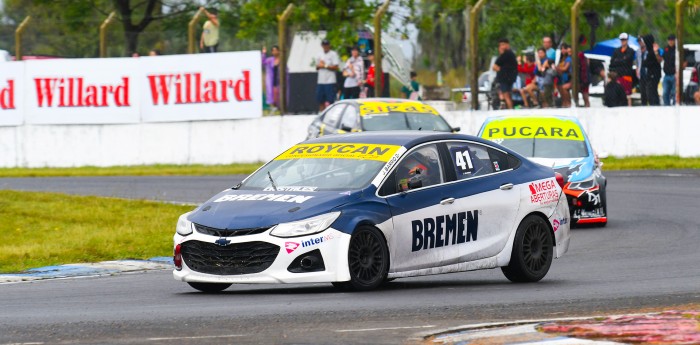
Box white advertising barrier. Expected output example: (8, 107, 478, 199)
(0, 62, 24, 126)
(24, 58, 140, 124)
(139, 51, 262, 122)
(5, 51, 262, 125)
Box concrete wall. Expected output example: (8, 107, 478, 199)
(0, 107, 698, 168)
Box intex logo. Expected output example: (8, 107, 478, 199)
(285, 242, 300, 254)
(0, 79, 15, 110)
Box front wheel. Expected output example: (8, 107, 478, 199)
(336, 226, 389, 291)
(502, 215, 553, 283)
(187, 282, 232, 293)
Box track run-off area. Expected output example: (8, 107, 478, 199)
(1, 170, 699, 344)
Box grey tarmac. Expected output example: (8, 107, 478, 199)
(1, 170, 699, 344)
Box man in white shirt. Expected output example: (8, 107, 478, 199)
(343, 46, 364, 99)
(316, 39, 340, 111)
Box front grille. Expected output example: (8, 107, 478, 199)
(194, 223, 270, 237)
(181, 241, 280, 275)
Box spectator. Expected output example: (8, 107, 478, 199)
(662, 34, 677, 106)
(640, 34, 662, 105)
(604, 71, 627, 107)
(534, 47, 548, 106)
(342, 46, 364, 99)
(492, 38, 518, 109)
(518, 53, 538, 108)
(541, 58, 556, 108)
(557, 43, 572, 108)
(365, 50, 377, 97)
(199, 7, 219, 53)
(576, 35, 591, 107)
(609, 32, 636, 106)
(510, 75, 524, 108)
(637, 38, 648, 105)
(131, 52, 139, 58)
(401, 72, 421, 100)
(543, 36, 556, 61)
(148, 49, 160, 56)
(262, 45, 285, 110)
(316, 39, 340, 111)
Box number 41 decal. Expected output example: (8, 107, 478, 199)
(455, 150, 474, 172)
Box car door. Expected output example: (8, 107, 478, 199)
(442, 141, 522, 263)
(381, 143, 467, 272)
(319, 103, 346, 136)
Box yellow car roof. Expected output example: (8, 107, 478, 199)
(356, 99, 439, 116)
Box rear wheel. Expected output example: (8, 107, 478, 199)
(187, 282, 232, 293)
(502, 215, 553, 283)
(335, 226, 389, 291)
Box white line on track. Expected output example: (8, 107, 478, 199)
(2, 343, 44, 345)
(336, 325, 435, 333)
(146, 335, 245, 341)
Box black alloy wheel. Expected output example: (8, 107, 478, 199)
(187, 282, 232, 293)
(502, 215, 553, 283)
(597, 186, 608, 227)
(334, 226, 389, 291)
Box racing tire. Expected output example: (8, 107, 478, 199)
(502, 215, 553, 283)
(596, 187, 608, 228)
(187, 282, 232, 293)
(335, 226, 390, 291)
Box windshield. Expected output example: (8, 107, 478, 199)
(240, 158, 385, 191)
(362, 112, 452, 132)
(495, 138, 588, 158)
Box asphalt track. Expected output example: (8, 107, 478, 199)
(1, 170, 699, 344)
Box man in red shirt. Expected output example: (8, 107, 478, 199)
(365, 50, 384, 97)
(518, 54, 537, 108)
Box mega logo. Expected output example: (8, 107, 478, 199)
(34, 77, 130, 107)
(0, 79, 15, 110)
(529, 180, 559, 205)
(412, 211, 478, 252)
(147, 71, 251, 105)
(488, 126, 580, 139)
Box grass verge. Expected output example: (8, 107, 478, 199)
(0, 163, 263, 178)
(0, 190, 194, 273)
(601, 156, 700, 170)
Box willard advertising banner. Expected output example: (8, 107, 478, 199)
(0, 62, 24, 126)
(8, 51, 262, 125)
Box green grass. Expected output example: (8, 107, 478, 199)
(0, 163, 263, 178)
(0, 190, 194, 273)
(601, 156, 700, 170)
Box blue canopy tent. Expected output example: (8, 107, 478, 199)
(585, 36, 640, 56)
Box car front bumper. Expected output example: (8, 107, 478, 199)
(173, 228, 351, 284)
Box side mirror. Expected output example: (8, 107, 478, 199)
(452, 127, 461, 133)
(341, 125, 353, 132)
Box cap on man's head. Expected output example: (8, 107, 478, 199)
(321, 39, 330, 46)
(619, 33, 629, 40)
(668, 34, 676, 40)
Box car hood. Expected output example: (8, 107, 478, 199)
(529, 157, 595, 183)
(188, 189, 363, 230)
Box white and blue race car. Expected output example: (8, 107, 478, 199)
(173, 132, 571, 292)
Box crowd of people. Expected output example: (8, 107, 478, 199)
(493, 33, 700, 109)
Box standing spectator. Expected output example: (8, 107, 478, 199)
(576, 35, 591, 107)
(316, 39, 340, 111)
(492, 38, 518, 109)
(262, 45, 284, 110)
(604, 71, 627, 107)
(662, 34, 677, 106)
(637, 38, 649, 105)
(131, 51, 139, 58)
(534, 47, 548, 106)
(518, 53, 538, 108)
(342, 46, 364, 99)
(401, 72, 422, 100)
(609, 33, 636, 106)
(148, 49, 160, 57)
(640, 34, 663, 105)
(199, 7, 219, 53)
(557, 43, 572, 108)
(543, 36, 556, 62)
(365, 50, 377, 97)
(541, 58, 556, 108)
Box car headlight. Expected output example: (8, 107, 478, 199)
(270, 212, 341, 238)
(568, 176, 598, 190)
(176, 212, 194, 236)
